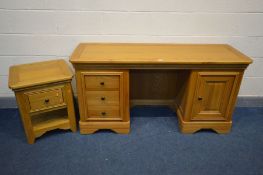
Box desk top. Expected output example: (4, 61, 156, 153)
(70, 43, 252, 65)
(9, 59, 73, 90)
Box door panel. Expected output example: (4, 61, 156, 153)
(191, 72, 239, 121)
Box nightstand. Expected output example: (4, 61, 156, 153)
(9, 59, 77, 144)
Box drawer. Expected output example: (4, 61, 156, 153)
(86, 91, 119, 106)
(84, 75, 120, 90)
(26, 88, 64, 112)
(87, 106, 120, 120)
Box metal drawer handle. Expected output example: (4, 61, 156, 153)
(101, 97, 106, 101)
(101, 112, 106, 116)
(44, 99, 50, 104)
(100, 82, 105, 86)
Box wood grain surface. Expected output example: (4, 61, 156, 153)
(70, 43, 252, 65)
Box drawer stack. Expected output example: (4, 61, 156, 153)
(76, 70, 130, 134)
(85, 74, 122, 120)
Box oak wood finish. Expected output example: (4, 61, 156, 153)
(9, 60, 77, 144)
(9, 59, 73, 89)
(191, 71, 241, 121)
(175, 69, 244, 133)
(31, 109, 70, 138)
(86, 91, 120, 106)
(25, 86, 65, 113)
(85, 74, 120, 90)
(75, 70, 130, 134)
(71, 43, 252, 134)
(130, 70, 177, 100)
(71, 43, 252, 65)
(87, 105, 120, 121)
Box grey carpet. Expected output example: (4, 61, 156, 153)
(0, 106, 262, 175)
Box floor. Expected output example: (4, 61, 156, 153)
(0, 106, 262, 175)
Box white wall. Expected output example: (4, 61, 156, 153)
(1, 0, 263, 97)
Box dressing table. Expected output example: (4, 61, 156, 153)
(70, 43, 252, 134)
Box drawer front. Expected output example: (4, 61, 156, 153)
(85, 75, 120, 90)
(86, 91, 119, 106)
(87, 106, 121, 120)
(26, 88, 64, 112)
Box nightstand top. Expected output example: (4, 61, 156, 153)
(9, 59, 73, 90)
(70, 43, 253, 65)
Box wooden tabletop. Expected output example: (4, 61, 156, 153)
(9, 59, 73, 90)
(70, 43, 253, 65)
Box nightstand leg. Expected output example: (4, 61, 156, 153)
(16, 93, 36, 144)
(27, 137, 35, 144)
(65, 83, 77, 132)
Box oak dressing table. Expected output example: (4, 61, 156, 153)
(70, 43, 252, 134)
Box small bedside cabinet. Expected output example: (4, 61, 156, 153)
(9, 59, 77, 144)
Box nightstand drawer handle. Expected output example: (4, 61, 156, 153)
(101, 112, 106, 116)
(101, 97, 106, 101)
(100, 82, 105, 86)
(44, 99, 50, 104)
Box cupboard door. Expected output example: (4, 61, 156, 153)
(191, 72, 239, 121)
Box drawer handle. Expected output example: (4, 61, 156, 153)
(198, 96, 203, 100)
(100, 82, 105, 86)
(101, 112, 106, 116)
(101, 97, 106, 101)
(44, 99, 50, 104)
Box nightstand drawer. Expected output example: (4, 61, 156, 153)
(85, 75, 120, 90)
(86, 91, 119, 106)
(87, 106, 120, 120)
(26, 88, 64, 112)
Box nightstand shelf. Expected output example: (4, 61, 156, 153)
(31, 109, 70, 137)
